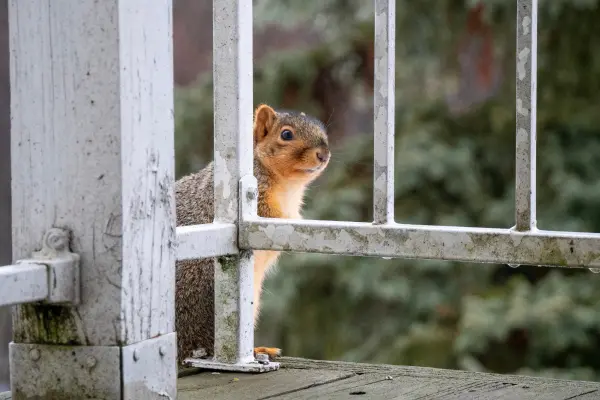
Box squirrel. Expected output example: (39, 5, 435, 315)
(175, 104, 331, 365)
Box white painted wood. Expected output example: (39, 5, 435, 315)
(121, 332, 177, 398)
(9, 0, 176, 397)
(0, 0, 10, 389)
(10, 0, 175, 347)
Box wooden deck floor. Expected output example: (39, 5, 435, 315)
(177, 357, 600, 399)
(1, 357, 599, 399)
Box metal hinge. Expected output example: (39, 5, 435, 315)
(13, 228, 80, 305)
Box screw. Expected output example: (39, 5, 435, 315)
(29, 348, 40, 361)
(159, 346, 165, 357)
(133, 350, 139, 362)
(44, 228, 68, 252)
(86, 356, 97, 369)
(246, 189, 257, 201)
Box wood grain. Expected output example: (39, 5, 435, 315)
(177, 358, 600, 400)
(9, 0, 175, 346)
(178, 368, 354, 400)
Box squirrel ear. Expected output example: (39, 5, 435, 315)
(253, 104, 276, 143)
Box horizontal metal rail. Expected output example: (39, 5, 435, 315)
(239, 217, 600, 268)
(176, 223, 238, 260)
(0, 229, 80, 307)
(0, 263, 48, 307)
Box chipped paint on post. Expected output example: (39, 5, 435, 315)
(373, 0, 396, 225)
(214, 252, 254, 364)
(240, 217, 600, 269)
(515, 0, 538, 231)
(209, 0, 257, 369)
(213, 0, 254, 223)
(240, 175, 259, 221)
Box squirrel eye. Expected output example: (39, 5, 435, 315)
(280, 129, 294, 141)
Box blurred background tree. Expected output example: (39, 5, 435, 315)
(174, 0, 600, 381)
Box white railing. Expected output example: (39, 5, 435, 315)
(3, 0, 599, 397)
(177, 0, 600, 372)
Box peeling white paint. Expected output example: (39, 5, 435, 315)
(209, 0, 256, 369)
(514, 0, 537, 232)
(517, 47, 530, 80)
(522, 16, 531, 35)
(516, 99, 529, 116)
(373, 0, 395, 225)
(240, 217, 600, 268)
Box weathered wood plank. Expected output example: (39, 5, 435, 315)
(177, 368, 354, 400)
(175, 358, 600, 400)
(273, 373, 599, 400)
(567, 390, 600, 399)
(280, 357, 600, 390)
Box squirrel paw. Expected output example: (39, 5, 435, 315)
(254, 346, 282, 361)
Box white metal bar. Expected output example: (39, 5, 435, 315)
(240, 217, 600, 268)
(515, 0, 538, 231)
(9, 0, 176, 397)
(213, 2, 254, 224)
(211, 0, 255, 366)
(176, 223, 238, 260)
(373, 0, 396, 224)
(0, 264, 47, 307)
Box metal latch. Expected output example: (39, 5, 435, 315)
(16, 228, 80, 305)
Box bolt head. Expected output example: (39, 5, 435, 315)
(29, 348, 40, 361)
(86, 356, 97, 368)
(44, 228, 68, 251)
(246, 189, 257, 201)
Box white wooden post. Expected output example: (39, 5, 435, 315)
(8, 1, 176, 398)
(0, 0, 11, 388)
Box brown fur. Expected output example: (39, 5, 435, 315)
(175, 104, 330, 364)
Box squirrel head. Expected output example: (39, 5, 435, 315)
(253, 104, 330, 183)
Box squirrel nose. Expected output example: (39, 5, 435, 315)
(316, 150, 330, 163)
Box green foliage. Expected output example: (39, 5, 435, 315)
(175, 0, 600, 381)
